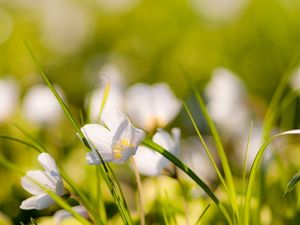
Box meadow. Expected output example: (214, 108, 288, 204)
(0, 0, 300, 224)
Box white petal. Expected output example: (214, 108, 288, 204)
(133, 146, 165, 176)
(21, 172, 44, 196)
(22, 84, 63, 125)
(38, 153, 60, 177)
(111, 120, 145, 163)
(81, 124, 113, 160)
(152, 83, 181, 127)
(130, 126, 146, 147)
(88, 86, 124, 123)
(125, 83, 154, 130)
(20, 193, 54, 210)
(0, 78, 19, 123)
(153, 129, 174, 151)
(112, 119, 131, 146)
(171, 128, 181, 156)
(102, 110, 128, 133)
(54, 205, 88, 225)
(85, 151, 114, 164)
(21, 170, 55, 195)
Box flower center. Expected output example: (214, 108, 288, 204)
(145, 116, 166, 132)
(113, 139, 134, 160)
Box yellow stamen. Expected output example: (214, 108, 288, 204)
(113, 139, 134, 160)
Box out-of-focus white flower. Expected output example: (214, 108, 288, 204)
(125, 83, 181, 132)
(133, 128, 181, 176)
(20, 153, 64, 210)
(97, 0, 140, 13)
(290, 66, 300, 92)
(205, 68, 251, 137)
(53, 205, 88, 225)
(0, 78, 18, 123)
(190, 0, 249, 23)
(180, 136, 217, 183)
(97, 63, 125, 88)
(81, 110, 145, 164)
(40, 0, 92, 55)
(22, 84, 63, 125)
(88, 64, 125, 123)
(233, 124, 275, 171)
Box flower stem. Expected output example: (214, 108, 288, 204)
(131, 158, 145, 225)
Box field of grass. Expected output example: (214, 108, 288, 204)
(0, 0, 300, 224)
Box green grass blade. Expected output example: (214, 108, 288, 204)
(30, 218, 38, 225)
(131, 158, 145, 225)
(142, 138, 218, 203)
(97, 82, 110, 123)
(262, 57, 300, 141)
(23, 40, 84, 139)
(96, 168, 107, 223)
(14, 124, 47, 152)
(83, 130, 133, 225)
(183, 102, 232, 204)
(240, 122, 253, 216)
(162, 206, 171, 225)
(194, 204, 210, 225)
(182, 70, 237, 218)
(24, 41, 132, 224)
(141, 138, 233, 225)
(0, 135, 42, 153)
(243, 129, 300, 225)
(284, 173, 300, 197)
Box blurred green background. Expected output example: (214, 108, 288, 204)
(1, 0, 300, 224)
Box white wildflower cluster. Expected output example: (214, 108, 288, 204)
(15, 64, 299, 224)
(82, 64, 182, 176)
(18, 64, 183, 223)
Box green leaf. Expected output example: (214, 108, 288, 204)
(181, 68, 237, 218)
(243, 129, 300, 225)
(284, 173, 300, 196)
(97, 82, 110, 123)
(262, 57, 300, 141)
(0, 135, 42, 153)
(194, 204, 210, 225)
(23, 40, 84, 139)
(24, 41, 132, 225)
(183, 102, 232, 205)
(30, 218, 38, 225)
(141, 138, 233, 225)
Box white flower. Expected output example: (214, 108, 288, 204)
(205, 68, 250, 137)
(20, 153, 64, 210)
(125, 83, 181, 132)
(96, 0, 140, 13)
(53, 205, 88, 225)
(22, 84, 63, 125)
(290, 66, 300, 92)
(180, 136, 217, 183)
(87, 64, 125, 123)
(81, 110, 145, 164)
(133, 128, 181, 176)
(0, 78, 18, 123)
(233, 124, 279, 171)
(40, 0, 92, 55)
(190, 0, 249, 23)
